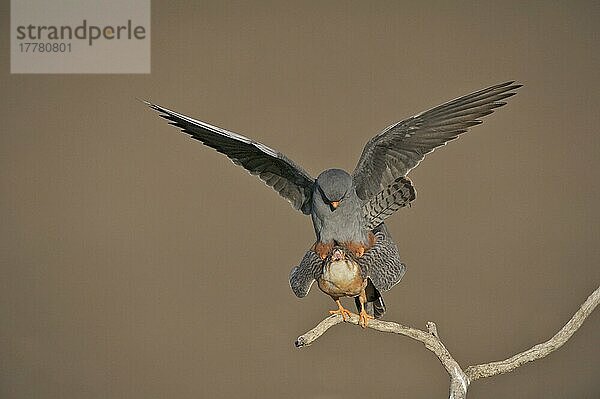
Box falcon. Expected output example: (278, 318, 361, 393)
(290, 225, 405, 327)
(143, 81, 521, 326)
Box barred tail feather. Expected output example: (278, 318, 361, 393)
(363, 176, 416, 230)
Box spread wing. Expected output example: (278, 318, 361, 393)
(289, 250, 323, 298)
(358, 229, 406, 292)
(352, 81, 522, 201)
(144, 101, 315, 214)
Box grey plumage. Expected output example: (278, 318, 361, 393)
(289, 250, 322, 298)
(352, 81, 522, 201)
(363, 176, 416, 231)
(142, 101, 315, 214)
(359, 228, 406, 292)
(144, 81, 522, 317)
(311, 169, 368, 244)
(289, 227, 405, 318)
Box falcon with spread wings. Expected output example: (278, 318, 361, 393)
(144, 81, 521, 327)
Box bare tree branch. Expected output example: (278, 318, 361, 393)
(295, 285, 599, 399)
(465, 284, 600, 381)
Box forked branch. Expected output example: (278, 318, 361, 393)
(295, 285, 599, 399)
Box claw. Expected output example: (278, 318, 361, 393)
(359, 309, 374, 328)
(329, 300, 355, 321)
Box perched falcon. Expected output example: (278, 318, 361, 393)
(143, 81, 521, 326)
(290, 225, 405, 327)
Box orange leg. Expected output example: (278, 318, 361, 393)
(329, 299, 355, 321)
(358, 289, 374, 328)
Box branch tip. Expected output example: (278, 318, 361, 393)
(294, 285, 599, 399)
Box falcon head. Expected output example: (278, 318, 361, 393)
(331, 247, 345, 261)
(315, 169, 353, 211)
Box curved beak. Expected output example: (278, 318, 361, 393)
(330, 201, 339, 210)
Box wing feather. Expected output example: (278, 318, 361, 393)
(352, 81, 522, 200)
(289, 250, 323, 298)
(144, 102, 314, 214)
(358, 229, 406, 292)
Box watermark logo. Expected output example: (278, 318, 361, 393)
(11, 0, 150, 74)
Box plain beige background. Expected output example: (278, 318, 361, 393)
(1, 1, 599, 398)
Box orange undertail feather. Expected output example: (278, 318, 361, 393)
(313, 241, 334, 259)
(341, 231, 377, 258)
(314, 232, 378, 259)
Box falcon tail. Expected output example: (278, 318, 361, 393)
(363, 176, 416, 230)
(355, 279, 386, 318)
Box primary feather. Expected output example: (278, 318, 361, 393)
(352, 81, 522, 201)
(143, 101, 315, 214)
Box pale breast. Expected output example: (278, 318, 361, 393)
(318, 259, 366, 298)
